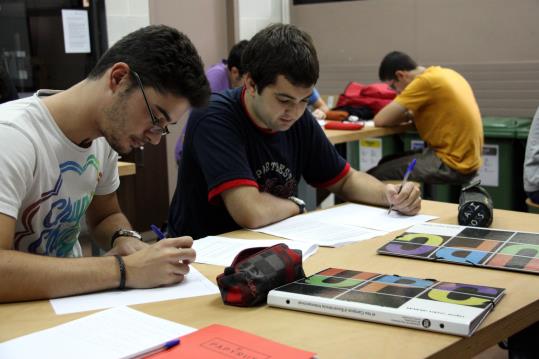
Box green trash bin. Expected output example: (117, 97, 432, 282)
(348, 135, 403, 172)
(400, 131, 460, 203)
(479, 117, 531, 211)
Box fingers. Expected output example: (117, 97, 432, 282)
(157, 236, 193, 249)
(389, 182, 422, 215)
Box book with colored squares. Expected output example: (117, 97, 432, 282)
(148, 323, 315, 359)
(267, 267, 505, 336)
(377, 222, 539, 274)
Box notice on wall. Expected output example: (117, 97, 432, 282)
(359, 137, 382, 172)
(478, 144, 499, 187)
(61, 9, 91, 54)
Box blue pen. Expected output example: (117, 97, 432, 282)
(150, 224, 166, 240)
(130, 338, 180, 359)
(388, 158, 417, 214)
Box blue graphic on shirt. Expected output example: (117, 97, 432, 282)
(15, 155, 101, 256)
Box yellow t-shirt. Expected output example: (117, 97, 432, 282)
(395, 66, 483, 174)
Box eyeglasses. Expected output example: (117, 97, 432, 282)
(131, 70, 169, 136)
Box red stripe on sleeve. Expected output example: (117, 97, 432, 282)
(314, 162, 351, 188)
(208, 179, 259, 204)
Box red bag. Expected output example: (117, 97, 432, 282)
(216, 244, 305, 307)
(361, 83, 397, 99)
(336, 81, 396, 114)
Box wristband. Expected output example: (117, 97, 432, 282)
(110, 229, 142, 248)
(114, 255, 127, 290)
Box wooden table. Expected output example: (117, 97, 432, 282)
(117, 161, 136, 177)
(2, 200, 538, 358)
(324, 122, 414, 145)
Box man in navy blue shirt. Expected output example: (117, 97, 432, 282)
(168, 24, 421, 239)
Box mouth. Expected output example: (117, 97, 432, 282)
(130, 137, 145, 149)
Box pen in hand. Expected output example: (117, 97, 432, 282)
(388, 158, 417, 215)
(150, 224, 166, 240)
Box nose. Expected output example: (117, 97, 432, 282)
(146, 132, 162, 145)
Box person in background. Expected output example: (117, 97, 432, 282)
(0, 25, 210, 302)
(368, 51, 483, 186)
(0, 60, 19, 104)
(206, 40, 250, 92)
(524, 106, 539, 204)
(167, 24, 421, 240)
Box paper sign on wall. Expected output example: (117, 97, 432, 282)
(61, 9, 91, 54)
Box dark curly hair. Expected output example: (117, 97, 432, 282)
(88, 25, 209, 107)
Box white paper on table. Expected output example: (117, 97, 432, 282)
(306, 203, 438, 232)
(50, 266, 218, 315)
(404, 222, 466, 236)
(0, 306, 196, 359)
(193, 236, 318, 266)
(252, 214, 386, 247)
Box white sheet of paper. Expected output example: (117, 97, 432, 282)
(61, 9, 91, 53)
(405, 222, 466, 236)
(252, 214, 386, 247)
(0, 306, 196, 359)
(193, 236, 319, 266)
(50, 266, 218, 315)
(318, 203, 438, 232)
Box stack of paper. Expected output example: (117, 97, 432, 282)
(193, 236, 318, 266)
(0, 307, 196, 359)
(252, 203, 437, 247)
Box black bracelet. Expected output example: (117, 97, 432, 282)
(114, 255, 126, 290)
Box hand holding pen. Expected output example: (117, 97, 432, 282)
(387, 159, 421, 215)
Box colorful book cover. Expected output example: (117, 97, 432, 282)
(267, 267, 505, 336)
(148, 324, 315, 359)
(377, 222, 539, 274)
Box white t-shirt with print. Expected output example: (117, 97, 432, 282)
(0, 92, 120, 257)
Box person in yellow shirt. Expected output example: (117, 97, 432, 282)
(369, 51, 483, 185)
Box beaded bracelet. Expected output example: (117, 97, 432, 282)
(114, 255, 126, 290)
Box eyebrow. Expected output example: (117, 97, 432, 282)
(275, 92, 311, 102)
(155, 105, 175, 124)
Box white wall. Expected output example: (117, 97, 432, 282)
(237, 0, 289, 40)
(105, 0, 150, 46)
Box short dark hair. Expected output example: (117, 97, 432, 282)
(242, 24, 319, 93)
(227, 40, 249, 75)
(378, 51, 418, 82)
(88, 25, 210, 107)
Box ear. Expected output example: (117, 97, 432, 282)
(108, 62, 131, 92)
(229, 66, 240, 78)
(395, 70, 406, 81)
(244, 73, 256, 96)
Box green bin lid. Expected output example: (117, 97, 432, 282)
(482, 117, 527, 138)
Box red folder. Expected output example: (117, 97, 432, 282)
(325, 121, 364, 130)
(148, 324, 315, 359)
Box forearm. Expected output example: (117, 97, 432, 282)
(0, 250, 118, 302)
(330, 170, 389, 207)
(88, 212, 132, 251)
(223, 188, 300, 229)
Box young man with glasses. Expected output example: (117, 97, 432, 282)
(168, 24, 421, 240)
(0, 25, 210, 302)
(368, 51, 483, 186)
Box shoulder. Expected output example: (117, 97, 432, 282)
(192, 88, 242, 124)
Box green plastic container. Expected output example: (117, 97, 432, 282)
(400, 131, 460, 203)
(347, 135, 403, 172)
(480, 117, 531, 211)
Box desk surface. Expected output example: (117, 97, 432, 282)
(324, 122, 414, 145)
(117, 161, 136, 177)
(2, 201, 538, 358)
